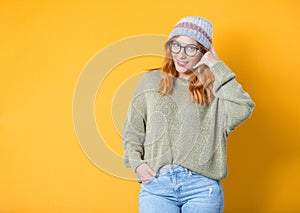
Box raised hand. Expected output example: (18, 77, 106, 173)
(193, 46, 221, 70)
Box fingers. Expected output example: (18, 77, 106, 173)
(145, 165, 156, 177)
(136, 163, 156, 182)
(194, 46, 220, 68)
(193, 53, 209, 69)
(193, 46, 214, 69)
(211, 46, 216, 55)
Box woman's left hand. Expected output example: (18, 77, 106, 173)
(193, 46, 221, 69)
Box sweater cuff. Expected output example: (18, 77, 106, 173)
(210, 61, 236, 84)
(124, 158, 146, 173)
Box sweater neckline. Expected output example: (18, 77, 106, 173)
(174, 76, 190, 87)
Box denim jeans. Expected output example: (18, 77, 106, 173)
(138, 164, 224, 213)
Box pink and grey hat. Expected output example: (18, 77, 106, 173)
(168, 16, 213, 50)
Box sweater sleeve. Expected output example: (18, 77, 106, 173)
(122, 86, 147, 172)
(210, 61, 255, 136)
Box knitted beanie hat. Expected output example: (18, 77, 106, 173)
(168, 16, 213, 50)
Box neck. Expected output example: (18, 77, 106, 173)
(178, 70, 193, 79)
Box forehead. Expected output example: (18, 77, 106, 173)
(173, 36, 199, 46)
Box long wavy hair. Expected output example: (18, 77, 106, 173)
(154, 37, 215, 105)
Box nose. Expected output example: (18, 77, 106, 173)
(178, 48, 187, 59)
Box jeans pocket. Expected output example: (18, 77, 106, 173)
(189, 171, 217, 184)
(142, 176, 156, 185)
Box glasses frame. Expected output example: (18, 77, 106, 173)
(168, 40, 205, 57)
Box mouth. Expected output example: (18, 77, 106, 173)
(175, 60, 188, 67)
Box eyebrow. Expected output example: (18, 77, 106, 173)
(174, 40, 200, 48)
(173, 40, 199, 47)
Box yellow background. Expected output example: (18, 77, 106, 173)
(1, 0, 300, 212)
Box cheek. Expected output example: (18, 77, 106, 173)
(170, 53, 176, 60)
(189, 55, 202, 66)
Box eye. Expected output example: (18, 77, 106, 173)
(172, 41, 180, 48)
(187, 45, 197, 51)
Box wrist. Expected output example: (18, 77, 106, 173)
(209, 59, 221, 68)
(134, 162, 146, 173)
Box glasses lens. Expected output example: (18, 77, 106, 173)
(170, 41, 181, 53)
(185, 45, 198, 57)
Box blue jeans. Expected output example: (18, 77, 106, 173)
(138, 164, 224, 213)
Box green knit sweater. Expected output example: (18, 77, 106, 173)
(122, 61, 255, 180)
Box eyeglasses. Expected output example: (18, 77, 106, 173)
(168, 40, 205, 57)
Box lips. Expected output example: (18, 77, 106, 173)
(176, 60, 188, 67)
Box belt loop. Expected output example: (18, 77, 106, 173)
(168, 165, 172, 173)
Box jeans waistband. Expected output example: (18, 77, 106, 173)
(158, 164, 189, 175)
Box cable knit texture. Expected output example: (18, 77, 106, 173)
(122, 61, 255, 180)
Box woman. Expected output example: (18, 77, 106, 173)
(122, 16, 255, 213)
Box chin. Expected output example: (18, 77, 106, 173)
(176, 67, 195, 76)
(175, 65, 188, 73)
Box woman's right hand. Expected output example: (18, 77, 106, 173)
(136, 163, 157, 183)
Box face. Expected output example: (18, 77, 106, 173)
(170, 36, 204, 78)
